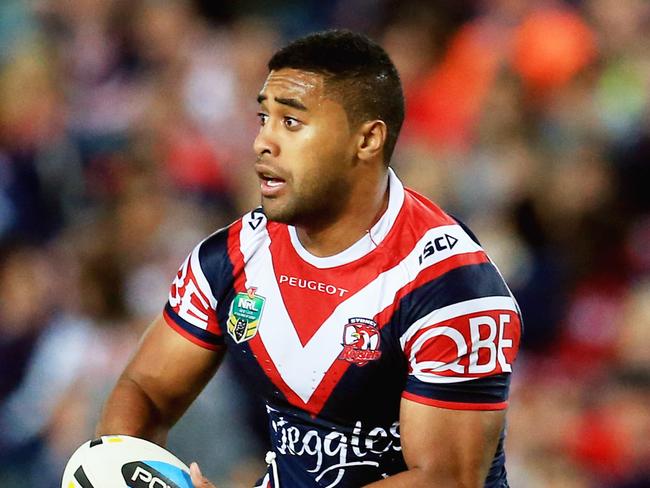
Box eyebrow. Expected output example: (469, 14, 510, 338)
(257, 94, 308, 111)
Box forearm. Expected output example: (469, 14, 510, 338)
(96, 316, 224, 445)
(96, 375, 171, 445)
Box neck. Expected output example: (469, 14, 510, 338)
(296, 169, 390, 257)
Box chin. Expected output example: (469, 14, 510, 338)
(261, 200, 296, 224)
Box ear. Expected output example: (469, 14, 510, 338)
(356, 120, 387, 163)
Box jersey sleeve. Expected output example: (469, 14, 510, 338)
(163, 228, 231, 350)
(400, 260, 522, 411)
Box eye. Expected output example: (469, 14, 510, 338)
(257, 112, 269, 126)
(283, 117, 301, 130)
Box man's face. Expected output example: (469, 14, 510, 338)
(254, 68, 357, 226)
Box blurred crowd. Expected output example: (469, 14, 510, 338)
(0, 0, 648, 487)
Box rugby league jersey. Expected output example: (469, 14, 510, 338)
(163, 169, 522, 487)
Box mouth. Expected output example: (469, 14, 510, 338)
(256, 167, 287, 197)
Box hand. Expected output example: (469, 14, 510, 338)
(190, 462, 218, 488)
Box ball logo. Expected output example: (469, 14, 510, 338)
(338, 317, 382, 366)
(122, 462, 181, 488)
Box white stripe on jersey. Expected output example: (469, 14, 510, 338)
(168, 242, 218, 330)
(190, 243, 218, 309)
(399, 296, 518, 350)
(239, 215, 488, 404)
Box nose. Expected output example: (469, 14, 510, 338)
(253, 123, 280, 160)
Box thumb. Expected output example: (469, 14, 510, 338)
(190, 462, 217, 488)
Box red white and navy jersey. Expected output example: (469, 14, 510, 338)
(164, 169, 522, 487)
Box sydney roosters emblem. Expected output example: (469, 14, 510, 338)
(338, 317, 382, 366)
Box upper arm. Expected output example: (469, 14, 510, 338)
(400, 398, 505, 487)
(109, 227, 235, 431)
(129, 225, 238, 421)
(397, 225, 523, 484)
(400, 262, 521, 410)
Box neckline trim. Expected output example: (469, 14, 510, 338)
(287, 168, 405, 269)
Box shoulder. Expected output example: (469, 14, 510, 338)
(400, 187, 462, 231)
(197, 207, 269, 254)
(393, 187, 484, 263)
(194, 207, 289, 273)
(392, 186, 519, 323)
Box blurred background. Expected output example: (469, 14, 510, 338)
(0, 0, 648, 486)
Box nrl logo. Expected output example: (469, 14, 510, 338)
(227, 287, 266, 343)
(338, 317, 382, 366)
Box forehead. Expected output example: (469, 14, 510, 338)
(259, 68, 328, 104)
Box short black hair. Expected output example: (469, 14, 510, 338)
(268, 29, 405, 164)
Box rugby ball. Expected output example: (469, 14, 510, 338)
(61, 435, 194, 488)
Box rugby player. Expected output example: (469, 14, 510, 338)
(97, 30, 521, 487)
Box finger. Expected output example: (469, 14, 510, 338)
(190, 462, 216, 487)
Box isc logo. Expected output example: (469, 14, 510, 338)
(418, 234, 459, 265)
